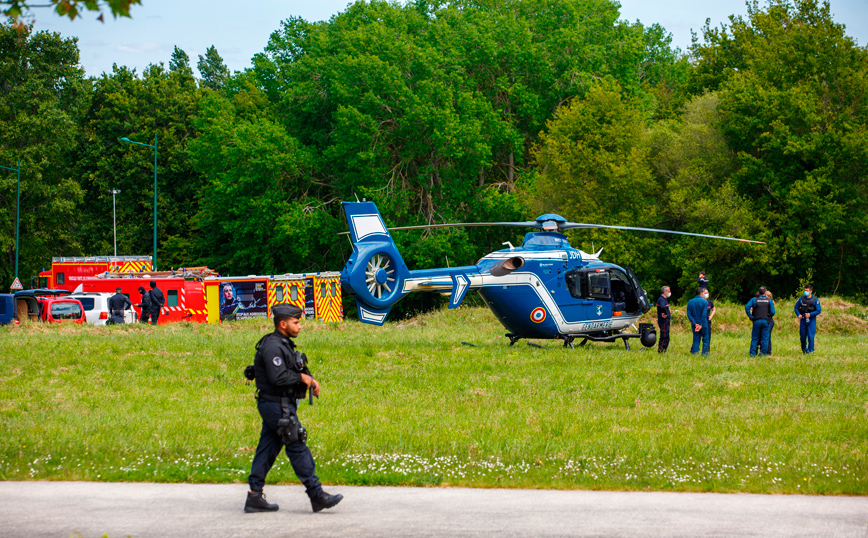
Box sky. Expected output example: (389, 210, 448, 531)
(28, 0, 868, 79)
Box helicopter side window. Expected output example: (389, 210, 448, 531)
(587, 272, 611, 300)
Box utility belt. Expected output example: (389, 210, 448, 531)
(113, 309, 124, 316)
(257, 391, 290, 403)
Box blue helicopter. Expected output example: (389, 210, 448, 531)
(339, 201, 764, 348)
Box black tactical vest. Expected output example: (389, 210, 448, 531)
(799, 295, 818, 314)
(753, 295, 770, 319)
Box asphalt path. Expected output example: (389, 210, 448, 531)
(1, 481, 866, 538)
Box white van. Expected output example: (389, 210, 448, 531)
(70, 292, 137, 325)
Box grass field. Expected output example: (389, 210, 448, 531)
(1, 301, 866, 495)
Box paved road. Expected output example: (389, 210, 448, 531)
(1, 481, 866, 538)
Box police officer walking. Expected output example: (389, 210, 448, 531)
(107, 287, 132, 324)
(245, 304, 342, 514)
(656, 286, 672, 353)
(136, 286, 151, 324)
(148, 280, 164, 325)
(745, 286, 775, 356)
(795, 284, 821, 353)
(687, 287, 710, 356)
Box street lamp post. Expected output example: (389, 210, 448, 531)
(109, 188, 121, 257)
(120, 134, 158, 271)
(0, 160, 21, 281)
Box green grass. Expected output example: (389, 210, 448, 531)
(1, 303, 866, 495)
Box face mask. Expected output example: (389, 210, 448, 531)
(804, 290, 810, 297)
(665, 292, 671, 298)
(702, 293, 709, 299)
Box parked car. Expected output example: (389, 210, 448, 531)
(0, 294, 17, 325)
(70, 292, 137, 325)
(11, 289, 57, 324)
(36, 295, 86, 324)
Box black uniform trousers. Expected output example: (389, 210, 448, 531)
(248, 399, 322, 496)
(150, 309, 160, 325)
(139, 310, 151, 324)
(657, 318, 670, 352)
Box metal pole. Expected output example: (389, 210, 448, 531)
(110, 189, 121, 257)
(153, 133, 158, 272)
(15, 160, 19, 280)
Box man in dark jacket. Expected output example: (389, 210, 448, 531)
(107, 287, 132, 324)
(656, 286, 671, 353)
(136, 286, 151, 324)
(245, 304, 343, 514)
(148, 280, 164, 325)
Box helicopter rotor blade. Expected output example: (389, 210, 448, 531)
(338, 221, 541, 235)
(559, 223, 766, 244)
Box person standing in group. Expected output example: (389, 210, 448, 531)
(148, 280, 164, 325)
(794, 285, 821, 353)
(686, 287, 710, 356)
(245, 304, 343, 513)
(107, 287, 132, 324)
(706, 292, 716, 346)
(765, 289, 775, 354)
(136, 286, 151, 324)
(656, 286, 672, 353)
(745, 286, 775, 356)
(698, 271, 709, 290)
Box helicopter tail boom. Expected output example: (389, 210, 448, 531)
(340, 201, 480, 325)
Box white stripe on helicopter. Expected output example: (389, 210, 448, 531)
(401, 269, 639, 334)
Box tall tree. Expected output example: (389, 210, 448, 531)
(692, 0, 868, 297)
(0, 23, 86, 286)
(197, 45, 229, 91)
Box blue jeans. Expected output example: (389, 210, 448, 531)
(800, 318, 817, 353)
(248, 400, 321, 496)
(750, 319, 771, 356)
(691, 326, 709, 355)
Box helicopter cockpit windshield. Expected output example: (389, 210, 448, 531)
(565, 267, 641, 315)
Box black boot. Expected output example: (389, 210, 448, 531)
(244, 490, 279, 513)
(310, 491, 343, 513)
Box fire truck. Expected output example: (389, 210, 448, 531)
(203, 272, 343, 324)
(35, 257, 342, 325)
(36, 256, 153, 289)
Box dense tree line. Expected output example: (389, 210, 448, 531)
(1, 0, 866, 305)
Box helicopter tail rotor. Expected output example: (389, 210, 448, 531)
(340, 201, 411, 325)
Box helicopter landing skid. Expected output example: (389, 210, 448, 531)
(506, 333, 522, 346)
(559, 335, 576, 349)
(574, 332, 639, 350)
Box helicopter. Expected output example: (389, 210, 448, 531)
(339, 201, 764, 349)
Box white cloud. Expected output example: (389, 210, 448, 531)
(116, 42, 163, 53)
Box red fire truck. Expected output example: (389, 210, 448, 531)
(36, 256, 153, 289)
(38, 257, 212, 324)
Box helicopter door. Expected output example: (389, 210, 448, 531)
(623, 265, 651, 314)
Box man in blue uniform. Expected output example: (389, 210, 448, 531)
(656, 286, 671, 353)
(245, 304, 343, 514)
(107, 287, 132, 324)
(686, 287, 710, 355)
(135, 286, 151, 324)
(698, 271, 709, 290)
(794, 285, 821, 353)
(745, 286, 775, 356)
